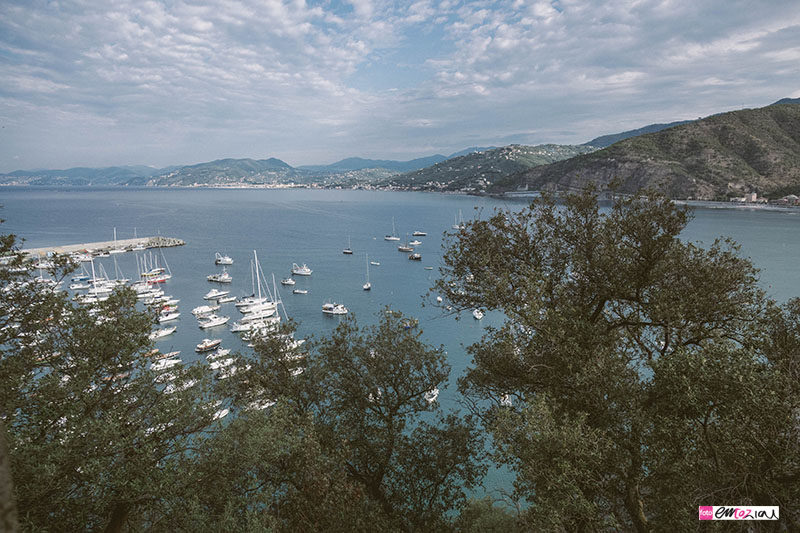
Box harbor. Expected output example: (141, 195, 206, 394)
(22, 236, 185, 258)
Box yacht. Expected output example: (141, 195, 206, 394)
(148, 326, 177, 340)
(198, 314, 230, 329)
(408, 253, 422, 261)
(207, 267, 232, 283)
(192, 304, 220, 316)
(195, 338, 222, 352)
(217, 295, 236, 303)
(214, 252, 234, 265)
(293, 288, 308, 294)
(412, 231, 427, 237)
(236, 295, 268, 308)
(409, 239, 422, 246)
(158, 311, 180, 323)
(322, 302, 348, 315)
(291, 263, 312, 276)
(151, 358, 181, 372)
(280, 277, 296, 286)
(204, 288, 230, 300)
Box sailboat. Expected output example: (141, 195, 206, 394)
(109, 227, 125, 254)
(452, 210, 465, 230)
(132, 228, 146, 251)
(384, 217, 400, 241)
(398, 234, 414, 252)
(343, 235, 353, 255)
(363, 254, 371, 291)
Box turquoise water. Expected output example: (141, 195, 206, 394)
(4, 187, 800, 496)
(4, 186, 800, 402)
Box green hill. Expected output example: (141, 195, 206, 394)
(386, 144, 595, 192)
(493, 104, 800, 200)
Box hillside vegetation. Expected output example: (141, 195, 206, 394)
(494, 104, 800, 199)
(387, 144, 595, 192)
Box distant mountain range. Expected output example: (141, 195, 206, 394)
(3, 98, 799, 198)
(0, 147, 504, 187)
(492, 103, 800, 200)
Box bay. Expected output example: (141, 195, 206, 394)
(4, 186, 800, 403)
(3, 186, 800, 497)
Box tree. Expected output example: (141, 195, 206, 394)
(223, 311, 486, 531)
(436, 190, 800, 530)
(1, 232, 221, 531)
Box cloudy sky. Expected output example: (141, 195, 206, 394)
(1, 0, 798, 172)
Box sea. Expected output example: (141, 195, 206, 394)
(3, 186, 800, 495)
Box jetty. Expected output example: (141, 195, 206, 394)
(22, 236, 185, 258)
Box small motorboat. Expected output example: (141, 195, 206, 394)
(149, 326, 177, 340)
(408, 253, 422, 261)
(291, 263, 312, 276)
(472, 309, 484, 320)
(204, 288, 230, 300)
(412, 231, 427, 237)
(192, 304, 220, 316)
(322, 302, 348, 315)
(207, 267, 232, 283)
(424, 387, 439, 403)
(281, 277, 296, 286)
(215, 252, 234, 265)
(293, 288, 308, 294)
(409, 240, 422, 246)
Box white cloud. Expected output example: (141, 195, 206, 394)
(0, 0, 798, 171)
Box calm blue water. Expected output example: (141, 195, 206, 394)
(3, 187, 800, 495)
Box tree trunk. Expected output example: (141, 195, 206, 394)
(0, 421, 20, 533)
(104, 502, 131, 533)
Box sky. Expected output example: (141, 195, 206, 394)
(1, 0, 799, 172)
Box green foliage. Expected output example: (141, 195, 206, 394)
(2, 228, 486, 532)
(497, 104, 800, 199)
(227, 311, 486, 530)
(438, 189, 800, 530)
(453, 497, 519, 532)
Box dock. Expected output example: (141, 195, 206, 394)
(22, 236, 185, 258)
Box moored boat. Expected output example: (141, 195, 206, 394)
(291, 263, 312, 276)
(215, 252, 234, 265)
(204, 288, 230, 300)
(322, 302, 348, 315)
(207, 266, 232, 283)
(195, 338, 222, 352)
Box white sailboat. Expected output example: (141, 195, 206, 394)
(109, 227, 125, 254)
(343, 235, 353, 255)
(363, 254, 371, 291)
(453, 210, 465, 230)
(384, 217, 400, 241)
